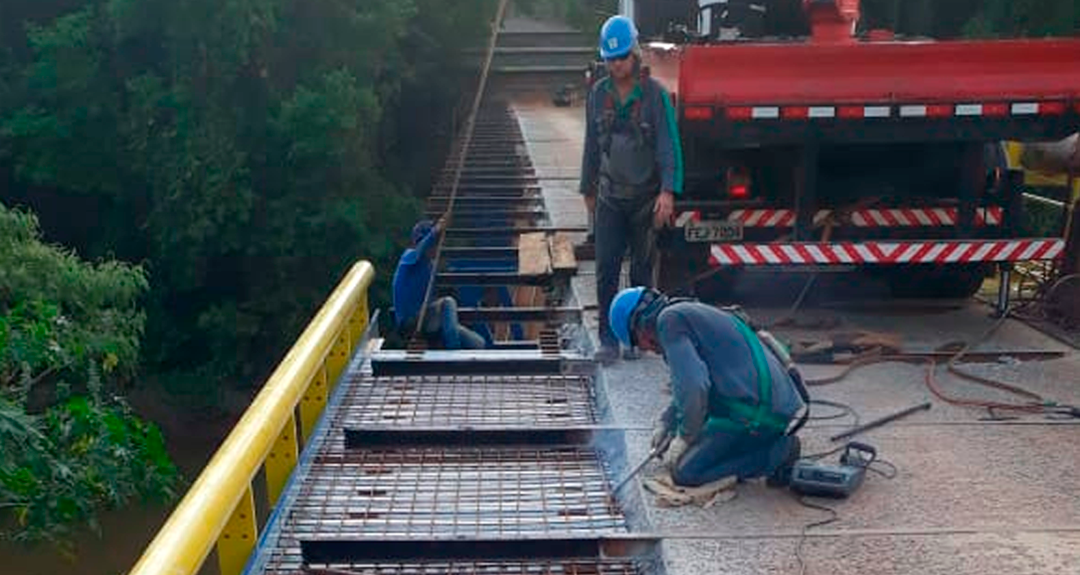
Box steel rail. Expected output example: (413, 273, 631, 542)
(412, 0, 511, 339)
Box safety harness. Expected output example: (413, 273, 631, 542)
(703, 313, 810, 437)
(636, 296, 811, 437)
(596, 69, 657, 159)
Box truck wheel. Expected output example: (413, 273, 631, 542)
(883, 264, 988, 299)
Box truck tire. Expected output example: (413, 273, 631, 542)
(883, 264, 988, 299)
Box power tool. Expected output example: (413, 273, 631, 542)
(789, 442, 877, 499)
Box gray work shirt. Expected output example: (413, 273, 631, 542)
(579, 76, 684, 200)
(656, 302, 805, 439)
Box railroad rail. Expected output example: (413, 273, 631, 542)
(128, 5, 660, 575)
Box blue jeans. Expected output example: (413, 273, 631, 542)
(672, 429, 794, 487)
(420, 297, 486, 350)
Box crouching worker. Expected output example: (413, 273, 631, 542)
(609, 287, 809, 488)
(392, 217, 486, 350)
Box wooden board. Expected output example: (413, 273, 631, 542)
(518, 232, 552, 276)
(549, 232, 577, 271)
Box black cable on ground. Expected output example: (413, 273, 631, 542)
(806, 399, 860, 427)
(791, 455, 899, 575)
(793, 496, 839, 575)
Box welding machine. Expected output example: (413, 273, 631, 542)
(789, 442, 877, 499)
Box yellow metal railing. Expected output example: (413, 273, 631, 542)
(129, 260, 375, 575)
(1004, 140, 1080, 196)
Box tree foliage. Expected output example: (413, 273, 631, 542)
(0, 203, 178, 543)
(0, 0, 497, 400)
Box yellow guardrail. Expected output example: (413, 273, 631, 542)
(1004, 141, 1080, 196)
(129, 260, 375, 575)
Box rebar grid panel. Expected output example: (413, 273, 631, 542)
(301, 560, 643, 575)
(287, 447, 627, 538)
(264, 549, 646, 575)
(338, 375, 596, 427)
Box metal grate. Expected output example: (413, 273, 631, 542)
(287, 448, 626, 538)
(339, 376, 596, 427)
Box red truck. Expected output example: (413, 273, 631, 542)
(616, 0, 1080, 309)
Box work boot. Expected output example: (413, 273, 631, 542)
(766, 436, 802, 488)
(594, 344, 619, 366)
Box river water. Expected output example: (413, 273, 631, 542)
(0, 398, 230, 575)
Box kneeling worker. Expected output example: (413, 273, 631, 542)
(609, 287, 808, 487)
(392, 217, 486, 350)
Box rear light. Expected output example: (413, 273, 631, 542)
(725, 107, 753, 121)
(782, 107, 809, 120)
(926, 104, 953, 118)
(684, 106, 714, 121)
(838, 106, 864, 119)
(726, 168, 751, 199)
(982, 103, 1009, 117)
(1039, 101, 1066, 115)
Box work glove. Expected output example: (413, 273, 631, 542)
(651, 422, 673, 453)
(651, 405, 676, 452)
(661, 435, 690, 470)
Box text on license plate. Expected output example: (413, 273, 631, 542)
(684, 220, 744, 243)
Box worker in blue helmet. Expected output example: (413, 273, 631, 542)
(580, 15, 685, 365)
(392, 215, 486, 350)
(608, 287, 809, 487)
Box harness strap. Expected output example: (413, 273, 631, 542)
(598, 73, 653, 156)
(703, 315, 790, 435)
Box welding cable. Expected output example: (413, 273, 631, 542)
(793, 496, 840, 575)
(868, 459, 898, 480)
(802, 314, 1076, 417)
(411, 0, 511, 339)
(791, 452, 899, 575)
(806, 399, 860, 427)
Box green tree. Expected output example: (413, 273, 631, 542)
(0, 0, 497, 402)
(0, 202, 178, 543)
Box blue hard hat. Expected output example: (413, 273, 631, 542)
(599, 15, 638, 60)
(609, 287, 648, 347)
(411, 219, 435, 245)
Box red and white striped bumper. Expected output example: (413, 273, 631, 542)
(675, 207, 1003, 228)
(707, 239, 1065, 267)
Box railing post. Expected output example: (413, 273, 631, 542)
(217, 485, 257, 575)
(350, 292, 369, 345)
(326, 328, 351, 386)
(265, 414, 300, 504)
(299, 365, 329, 443)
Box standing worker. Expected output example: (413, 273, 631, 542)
(609, 287, 808, 487)
(580, 15, 684, 364)
(392, 217, 487, 350)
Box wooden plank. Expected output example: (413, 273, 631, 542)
(518, 232, 552, 276)
(549, 232, 577, 271)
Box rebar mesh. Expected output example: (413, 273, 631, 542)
(339, 376, 596, 427)
(265, 554, 644, 575)
(288, 448, 626, 538)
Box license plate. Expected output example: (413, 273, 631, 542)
(684, 220, 744, 243)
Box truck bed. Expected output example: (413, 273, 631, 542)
(645, 38, 1080, 145)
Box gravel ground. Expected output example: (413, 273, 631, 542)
(514, 97, 1080, 575)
